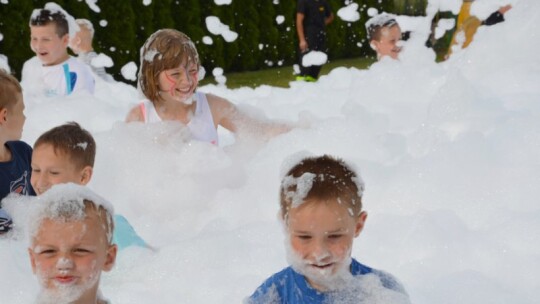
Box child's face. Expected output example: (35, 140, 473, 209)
(158, 61, 199, 104)
(2, 94, 26, 141)
(31, 143, 91, 195)
(28, 209, 116, 302)
(30, 23, 69, 66)
(373, 25, 402, 60)
(286, 199, 367, 290)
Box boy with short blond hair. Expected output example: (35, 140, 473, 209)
(0, 69, 34, 233)
(69, 18, 110, 81)
(31, 122, 147, 250)
(247, 155, 409, 303)
(21, 3, 94, 97)
(366, 14, 403, 60)
(28, 183, 117, 304)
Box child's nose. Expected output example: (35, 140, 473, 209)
(56, 256, 74, 270)
(311, 240, 331, 261)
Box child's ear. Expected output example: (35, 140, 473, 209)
(0, 108, 7, 124)
(80, 166, 93, 185)
(354, 211, 368, 237)
(28, 248, 37, 274)
(370, 41, 377, 50)
(103, 244, 118, 272)
(61, 34, 70, 47)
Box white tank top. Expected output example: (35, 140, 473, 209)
(139, 92, 219, 145)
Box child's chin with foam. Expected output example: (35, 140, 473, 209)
(35, 267, 100, 304)
(285, 237, 354, 291)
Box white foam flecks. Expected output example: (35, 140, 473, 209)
(91, 53, 113, 68)
(0, 54, 9, 73)
(214, 0, 232, 5)
(120, 61, 137, 81)
(276, 15, 285, 25)
(435, 18, 456, 39)
(202, 36, 213, 45)
(143, 49, 159, 62)
(367, 7, 378, 17)
(99, 20, 107, 27)
(143, 0, 152, 6)
(205, 16, 238, 42)
(76, 142, 88, 150)
(282, 172, 316, 208)
(338, 3, 360, 22)
(85, 0, 101, 13)
(301, 51, 328, 67)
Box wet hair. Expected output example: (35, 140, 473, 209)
(366, 15, 399, 41)
(139, 29, 200, 102)
(0, 69, 22, 111)
(34, 122, 96, 170)
(30, 8, 69, 38)
(280, 155, 365, 220)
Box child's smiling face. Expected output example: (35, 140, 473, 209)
(30, 23, 69, 66)
(28, 208, 116, 303)
(286, 199, 367, 291)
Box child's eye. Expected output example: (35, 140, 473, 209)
(328, 234, 343, 240)
(73, 248, 91, 254)
(32, 168, 41, 173)
(39, 249, 56, 256)
(297, 235, 312, 240)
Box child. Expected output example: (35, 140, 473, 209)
(31, 122, 147, 250)
(0, 69, 34, 233)
(21, 3, 95, 97)
(247, 155, 410, 303)
(366, 14, 403, 60)
(69, 18, 111, 81)
(28, 183, 117, 304)
(126, 29, 289, 144)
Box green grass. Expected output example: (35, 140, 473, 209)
(199, 57, 376, 89)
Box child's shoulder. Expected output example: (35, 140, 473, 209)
(5, 141, 32, 154)
(247, 266, 298, 303)
(351, 258, 408, 295)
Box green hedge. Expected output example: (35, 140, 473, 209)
(0, 0, 426, 81)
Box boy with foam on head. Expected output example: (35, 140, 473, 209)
(366, 14, 403, 60)
(31, 122, 147, 250)
(28, 183, 117, 304)
(0, 69, 35, 233)
(21, 3, 95, 97)
(247, 155, 410, 303)
(69, 19, 111, 81)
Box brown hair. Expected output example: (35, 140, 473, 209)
(34, 122, 96, 170)
(0, 69, 22, 111)
(280, 155, 365, 220)
(139, 29, 200, 102)
(30, 8, 69, 38)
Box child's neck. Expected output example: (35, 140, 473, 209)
(0, 142, 12, 162)
(43, 53, 70, 67)
(156, 98, 195, 124)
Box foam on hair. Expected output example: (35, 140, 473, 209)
(30, 3, 79, 38)
(365, 13, 398, 41)
(280, 155, 365, 219)
(28, 183, 115, 244)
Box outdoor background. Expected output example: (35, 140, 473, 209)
(0, 0, 434, 82)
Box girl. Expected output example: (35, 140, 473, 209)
(126, 29, 288, 144)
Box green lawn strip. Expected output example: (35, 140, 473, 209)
(200, 56, 376, 89)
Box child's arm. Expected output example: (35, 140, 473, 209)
(207, 94, 292, 138)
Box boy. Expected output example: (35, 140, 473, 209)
(28, 183, 117, 304)
(69, 19, 111, 81)
(0, 69, 34, 233)
(366, 14, 403, 60)
(31, 122, 147, 249)
(21, 3, 95, 97)
(247, 155, 409, 303)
